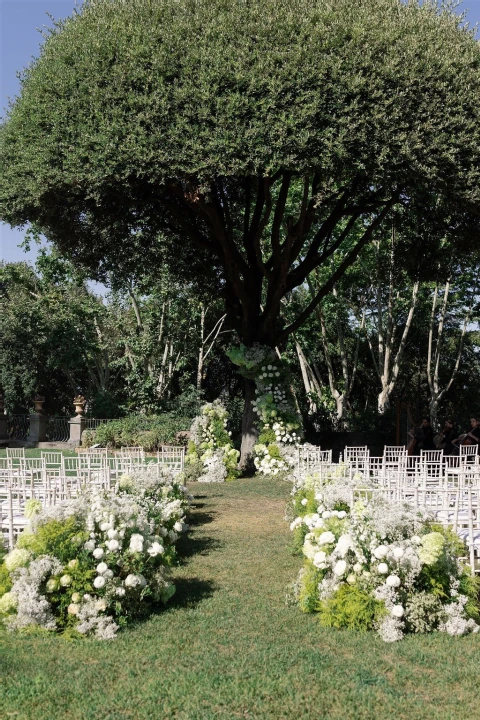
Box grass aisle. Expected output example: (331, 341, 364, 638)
(1, 477, 479, 720)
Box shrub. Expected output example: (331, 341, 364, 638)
(319, 584, 386, 632)
(87, 413, 191, 450)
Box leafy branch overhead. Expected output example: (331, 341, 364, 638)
(1, 0, 480, 351)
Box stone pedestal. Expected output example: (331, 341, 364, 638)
(27, 412, 47, 443)
(69, 415, 86, 446)
(0, 414, 9, 446)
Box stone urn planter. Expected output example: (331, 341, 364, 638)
(73, 396, 86, 416)
(34, 395, 45, 413)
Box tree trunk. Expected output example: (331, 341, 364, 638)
(429, 394, 439, 430)
(239, 378, 258, 471)
(378, 389, 390, 415)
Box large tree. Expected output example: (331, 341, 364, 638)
(1, 0, 480, 461)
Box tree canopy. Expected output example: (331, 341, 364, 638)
(1, 0, 479, 350)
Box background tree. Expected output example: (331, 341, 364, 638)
(0, 254, 103, 413)
(2, 0, 480, 461)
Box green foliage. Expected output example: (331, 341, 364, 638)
(318, 584, 386, 632)
(405, 592, 445, 634)
(0, 259, 104, 414)
(416, 525, 471, 601)
(0, 562, 13, 596)
(297, 562, 324, 614)
(17, 517, 88, 564)
(459, 574, 480, 624)
(90, 414, 191, 449)
(258, 428, 276, 445)
(292, 488, 317, 518)
(291, 524, 309, 555)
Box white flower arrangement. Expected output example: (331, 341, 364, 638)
(0, 467, 191, 640)
(186, 401, 239, 481)
(290, 473, 480, 642)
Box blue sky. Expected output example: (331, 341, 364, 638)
(1, 0, 480, 267)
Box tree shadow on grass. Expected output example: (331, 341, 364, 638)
(176, 534, 223, 560)
(167, 576, 217, 611)
(188, 510, 217, 526)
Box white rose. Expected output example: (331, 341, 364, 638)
(106, 539, 120, 552)
(93, 548, 104, 559)
(333, 560, 347, 576)
(159, 527, 168, 537)
(322, 511, 332, 519)
(107, 528, 118, 539)
(337, 511, 347, 519)
(313, 551, 327, 568)
(100, 522, 111, 532)
(373, 545, 388, 559)
(353, 563, 362, 573)
(124, 574, 137, 588)
(386, 575, 401, 588)
(96, 562, 108, 574)
(391, 605, 405, 618)
(129, 534, 144, 553)
(393, 547, 405, 560)
(301, 498, 308, 506)
(93, 576, 106, 589)
(318, 531, 335, 545)
(116, 587, 126, 597)
(174, 521, 184, 533)
(104, 569, 114, 580)
(335, 534, 352, 558)
(67, 603, 79, 615)
(148, 542, 165, 557)
(84, 540, 95, 552)
(346, 574, 357, 585)
(377, 562, 389, 575)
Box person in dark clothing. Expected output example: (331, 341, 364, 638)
(409, 417, 436, 455)
(438, 419, 458, 455)
(419, 417, 436, 452)
(453, 417, 480, 453)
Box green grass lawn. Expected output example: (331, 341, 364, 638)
(1, 476, 479, 720)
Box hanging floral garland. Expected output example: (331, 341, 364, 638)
(227, 344, 302, 475)
(185, 400, 239, 482)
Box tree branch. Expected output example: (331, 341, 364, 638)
(280, 198, 397, 341)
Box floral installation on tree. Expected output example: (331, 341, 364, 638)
(0, 468, 191, 639)
(288, 474, 480, 641)
(227, 344, 301, 475)
(184, 400, 239, 482)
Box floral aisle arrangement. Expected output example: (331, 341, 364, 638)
(185, 400, 239, 482)
(288, 477, 480, 641)
(0, 468, 191, 639)
(227, 344, 301, 475)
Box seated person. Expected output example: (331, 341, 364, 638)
(438, 419, 457, 456)
(453, 417, 480, 452)
(409, 417, 436, 455)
